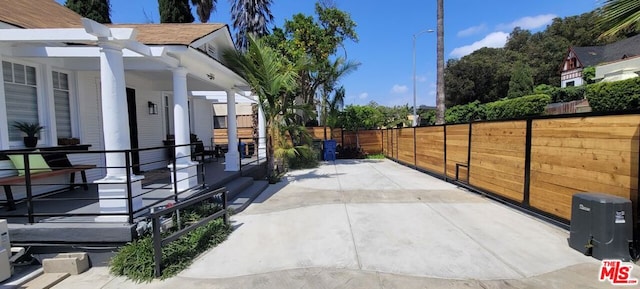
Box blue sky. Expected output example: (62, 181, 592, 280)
(57, 0, 602, 107)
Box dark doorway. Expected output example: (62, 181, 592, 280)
(126, 88, 141, 174)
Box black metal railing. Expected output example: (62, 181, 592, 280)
(150, 187, 228, 277)
(0, 143, 209, 224)
(239, 137, 267, 171)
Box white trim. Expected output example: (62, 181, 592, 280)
(0, 28, 136, 42)
(1, 56, 50, 147)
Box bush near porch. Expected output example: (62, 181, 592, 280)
(109, 204, 232, 282)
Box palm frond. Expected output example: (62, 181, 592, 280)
(598, 0, 640, 38)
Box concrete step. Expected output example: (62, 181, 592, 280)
(20, 272, 69, 289)
(223, 177, 254, 200)
(228, 180, 269, 213)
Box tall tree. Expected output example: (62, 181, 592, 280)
(191, 0, 216, 23)
(326, 86, 345, 138)
(507, 61, 534, 98)
(264, 2, 358, 124)
(65, 0, 111, 23)
(598, 0, 640, 39)
(231, 0, 274, 50)
(222, 36, 298, 181)
(159, 0, 194, 23)
(435, 0, 445, 124)
(318, 57, 360, 140)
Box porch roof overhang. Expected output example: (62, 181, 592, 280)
(0, 19, 249, 93)
(191, 90, 257, 103)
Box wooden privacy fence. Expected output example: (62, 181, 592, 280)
(306, 127, 383, 154)
(382, 113, 640, 226)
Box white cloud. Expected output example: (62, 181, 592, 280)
(457, 24, 487, 37)
(496, 14, 556, 31)
(449, 31, 509, 58)
(358, 92, 369, 99)
(415, 75, 427, 82)
(391, 85, 408, 94)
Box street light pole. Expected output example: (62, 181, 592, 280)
(412, 29, 434, 127)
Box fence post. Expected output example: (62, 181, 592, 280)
(467, 122, 473, 182)
(443, 125, 447, 181)
(523, 119, 533, 207)
(125, 151, 134, 224)
(24, 154, 34, 223)
(223, 190, 229, 225)
(413, 127, 417, 168)
(152, 216, 162, 277)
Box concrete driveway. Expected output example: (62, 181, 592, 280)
(52, 159, 638, 288)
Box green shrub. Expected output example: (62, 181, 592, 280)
(285, 145, 319, 170)
(483, 94, 551, 120)
(586, 78, 640, 112)
(533, 84, 557, 95)
(419, 110, 436, 126)
(109, 208, 231, 282)
(365, 153, 384, 159)
(445, 100, 485, 124)
(551, 86, 585, 103)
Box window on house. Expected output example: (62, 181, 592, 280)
(214, 116, 227, 129)
(52, 71, 72, 138)
(566, 81, 575, 87)
(3, 61, 39, 141)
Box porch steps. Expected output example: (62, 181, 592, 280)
(228, 180, 268, 213)
(217, 177, 268, 214)
(224, 177, 254, 200)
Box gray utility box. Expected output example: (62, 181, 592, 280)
(569, 193, 633, 261)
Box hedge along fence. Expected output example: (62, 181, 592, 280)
(381, 112, 640, 226)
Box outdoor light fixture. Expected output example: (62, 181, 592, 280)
(148, 101, 158, 115)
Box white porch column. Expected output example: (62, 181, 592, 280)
(257, 101, 267, 159)
(100, 42, 131, 178)
(170, 67, 198, 190)
(225, 89, 240, 171)
(172, 67, 191, 163)
(95, 42, 143, 221)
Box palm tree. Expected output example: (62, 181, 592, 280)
(318, 57, 359, 140)
(326, 86, 345, 139)
(231, 0, 274, 50)
(222, 35, 298, 181)
(435, 0, 445, 124)
(598, 0, 640, 39)
(191, 0, 216, 23)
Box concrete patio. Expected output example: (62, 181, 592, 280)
(49, 159, 639, 288)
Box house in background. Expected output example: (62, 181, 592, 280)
(0, 0, 265, 228)
(560, 34, 640, 87)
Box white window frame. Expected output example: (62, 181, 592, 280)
(1, 57, 46, 147)
(49, 68, 78, 142)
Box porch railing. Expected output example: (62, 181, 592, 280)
(151, 187, 228, 277)
(239, 137, 267, 171)
(0, 144, 208, 224)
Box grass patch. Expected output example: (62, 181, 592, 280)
(109, 203, 231, 282)
(366, 153, 385, 159)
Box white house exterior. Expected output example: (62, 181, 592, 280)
(560, 34, 640, 87)
(0, 0, 264, 220)
(595, 56, 640, 83)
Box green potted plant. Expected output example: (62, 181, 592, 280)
(12, 121, 44, 148)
